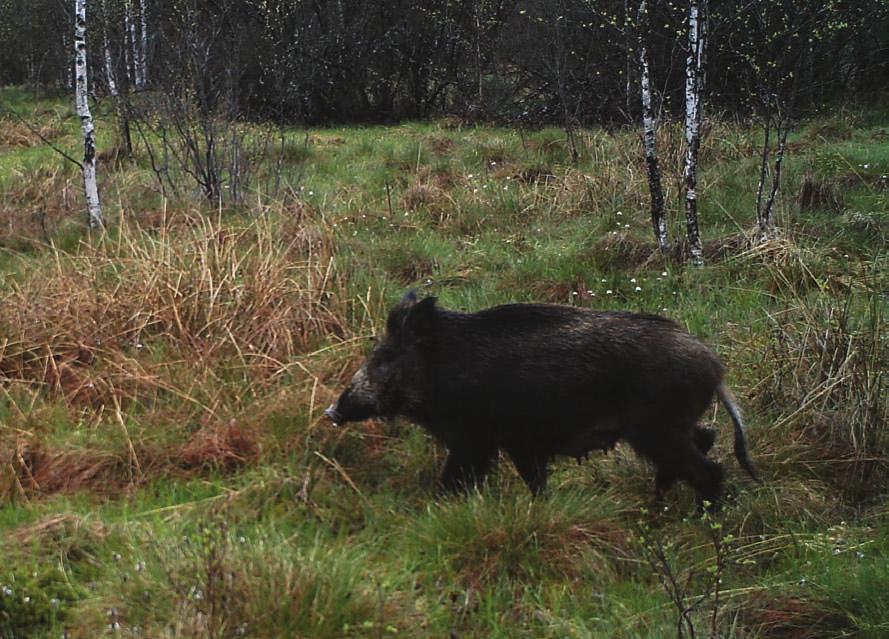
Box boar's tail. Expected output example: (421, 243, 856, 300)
(716, 383, 760, 483)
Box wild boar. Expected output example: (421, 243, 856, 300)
(326, 292, 758, 505)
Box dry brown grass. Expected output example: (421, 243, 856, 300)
(440, 513, 630, 591)
(523, 279, 588, 304)
(402, 181, 444, 211)
(510, 165, 556, 185)
(591, 229, 658, 270)
(7, 439, 135, 496)
(0, 115, 65, 150)
(0, 208, 353, 495)
(559, 165, 647, 219)
(422, 133, 456, 156)
(7, 513, 107, 549)
(1, 408, 287, 497)
(740, 593, 852, 639)
(0, 211, 344, 403)
(401, 167, 458, 223)
(798, 172, 843, 213)
(729, 244, 887, 502)
(0, 165, 80, 248)
(178, 418, 261, 470)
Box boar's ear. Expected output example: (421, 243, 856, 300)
(387, 292, 436, 341)
(386, 290, 419, 336)
(402, 296, 437, 340)
(401, 290, 418, 305)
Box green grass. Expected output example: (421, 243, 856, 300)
(0, 85, 887, 637)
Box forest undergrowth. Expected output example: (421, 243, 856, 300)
(0, 87, 886, 638)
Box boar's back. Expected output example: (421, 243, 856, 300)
(411, 304, 723, 450)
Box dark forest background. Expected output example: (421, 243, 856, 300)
(2, 0, 888, 125)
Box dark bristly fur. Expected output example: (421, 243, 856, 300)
(326, 292, 758, 505)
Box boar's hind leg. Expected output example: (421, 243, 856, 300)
(693, 425, 717, 455)
(633, 430, 724, 508)
(655, 425, 718, 499)
(440, 443, 498, 493)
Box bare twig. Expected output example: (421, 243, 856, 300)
(0, 104, 83, 169)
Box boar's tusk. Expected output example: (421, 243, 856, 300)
(324, 405, 342, 425)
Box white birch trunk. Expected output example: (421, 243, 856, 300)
(638, 0, 668, 253)
(75, 0, 103, 230)
(124, 0, 136, 87)
(683, 0, 705, 265)
(754, 105, 771, 240)
(103, 38, 118, 97)
(137, 0, 148, 88)
(624, 0, 633, 114)
(101, 0, 118, 97)
(63, 31, 74, 89)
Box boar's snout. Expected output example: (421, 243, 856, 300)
(325, 369, 382, 425)
(327, 339, 414, 425)
(324, 404, 343, 425)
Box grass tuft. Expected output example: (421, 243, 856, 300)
(407, 490, 631, 590)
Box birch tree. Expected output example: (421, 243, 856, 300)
(137, 0, 147, 89)
(75, 0, 103, 230)
(637, 0, 668, 253)
(683, 0, 707, 264)
(742, 2, 857, 242)
(100, 0, 118, 97)
(124, 0, 135, 86)
(101, 0, 134, 156)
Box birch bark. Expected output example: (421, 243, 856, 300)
(683, 0, 706, 264)
(637, 0, 668, 253)
(137, 0, 148, 88)
(102, 0, 134, 156)
(101, 0, 118, 97)
(123, 1, 131, 84)
(624, 0, 633, 115)
(124, 0, 138, 87)
(75, 0, 103, 230)
(130, 4, 142, 89)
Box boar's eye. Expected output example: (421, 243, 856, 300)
(371, 345, 398, 366)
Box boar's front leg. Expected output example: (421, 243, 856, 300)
(504, 446, 550, 496)
(440, 442, 498, 493)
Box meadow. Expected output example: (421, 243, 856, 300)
(0, 85, 886, 638)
